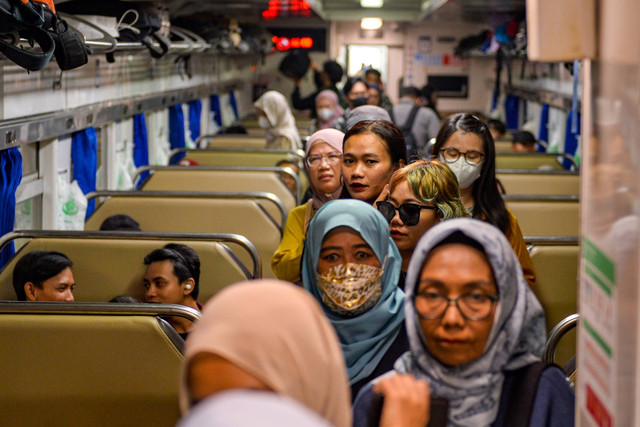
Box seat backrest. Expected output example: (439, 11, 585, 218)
(0, 236, 249, 303)
(505, 197, 579, 236)
(497, 171, 580, 196)
(84, 195, 279, 278)
(177, 149, 303, 169)
(199, 135, 267, 149)
(141, 168, 297, 214)
(0, 304, 187, 427)
(496, 153, 571, 170)
(494, 140, 512, 152)
(530, 244, 579, 365)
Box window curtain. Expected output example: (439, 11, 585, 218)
(538, 104, 549, 153)
(210, 94, 223, 128)
(564, 110, 581, 170)
(133, 113, 150, 187)
(0, 147, 23, 269)
(228, 90, 239, 121)
(504, 94, 520, 130)
(169, 104, 186, 164)
(71, 128, 97, 218)
(188, 99, 202, 142)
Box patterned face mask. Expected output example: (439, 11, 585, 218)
(317, 263, 384, 317)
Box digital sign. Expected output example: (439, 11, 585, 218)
(268, 27, 327, 52)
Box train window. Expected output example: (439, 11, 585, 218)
(346, 45, 388, 82)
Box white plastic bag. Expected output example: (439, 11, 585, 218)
(56, 178, 88, 230)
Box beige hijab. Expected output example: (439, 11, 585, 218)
(254, 90, 302, 150)
(180, 280, 352, 427)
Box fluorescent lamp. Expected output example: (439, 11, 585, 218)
(361, 17, 383, 30)
(361, 0, 384, 7)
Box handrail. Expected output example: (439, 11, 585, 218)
(544, 313, 579, 364)
(496, 168, 580, 176)
(134, 165, 302, 205)
(0, 229, 261, 280)
(86, 189, 287, 232)
(503, 195, 580, 202)
(170, 147, 305, 156)
(0, 301, 202, 323)
(524, 236, 579, 245)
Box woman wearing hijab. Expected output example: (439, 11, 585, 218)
(353, 218, 575, 427)
(180, 279, 351, 427)
(272, 128, 345, 283)
(315, 90, 344, 130)
(254, 90, 302, 150)
(301, 199, 408, 399)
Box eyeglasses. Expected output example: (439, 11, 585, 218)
(413, 292, 499, 321)
(440, 147, 485, 165)
(376, 201, 438, 226)
(306, 153, 342, 168)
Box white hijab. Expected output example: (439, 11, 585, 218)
(254, 90, 302, 150)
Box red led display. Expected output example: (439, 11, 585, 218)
(272, 36, 313, 51)
(262, 0, 312, 20)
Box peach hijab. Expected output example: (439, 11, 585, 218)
(180, 280, 352, 427)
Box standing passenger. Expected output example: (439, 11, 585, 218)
(254, 90, 301, 150)
(315, 90, 344, 130)
(272, 129, 344, 283)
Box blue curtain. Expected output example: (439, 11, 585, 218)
(538, 104, 549, 153)
(563, 110, 581, 170)
(0, 148, 23, 269)
(169, 104, 186, 164)
(133, 114, 150, 187)
(504, 94, 520, 130)
(229, 91, 239, 121)
(210, 95, 223, 127)
(188, 99, 202, 142)
(71, 128, 97, 218)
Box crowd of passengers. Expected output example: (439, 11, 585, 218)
(10, 69, 572, 425)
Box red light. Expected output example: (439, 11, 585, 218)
(291, 38, 300, 48)
(271, 36, 278, 42)
(276, 37, 291, 51)
(300, 37, 313, 48)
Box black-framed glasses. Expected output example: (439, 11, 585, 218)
(440, 147, 485, 165)
(305, 153, 342, 168)
(413, 292, 499, 321)
(376, 201, 438, 226)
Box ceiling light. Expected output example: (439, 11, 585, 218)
(361, 0, 383, 7)
(361, 17, 383, 30)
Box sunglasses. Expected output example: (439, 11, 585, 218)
(376, 201, 438, 226)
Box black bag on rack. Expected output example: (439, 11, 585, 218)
(0, 0, 55, 71)
(278, 50, 310, 80)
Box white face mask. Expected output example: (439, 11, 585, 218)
(317, 263, 383, 317)
(258, 116, 271, 129)
(441, 155, 482, 189)
(317, 108, 335, 122)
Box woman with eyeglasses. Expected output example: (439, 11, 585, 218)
(301, 199, 408, 400)
(432, 113, 535, 287)
(376, 159, 469, 288)
(353, 218, 574, 427)
(272, 128, 345, 283)
(342, 120, 408, 205)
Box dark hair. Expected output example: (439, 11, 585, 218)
(13, 251, 73, 301)
(365, 68, 381, 80)
(512, 130, 536, 145)
(420, 84, 440, 119)
(342, 77, 368, 98)
(110, 295, 143, 303)
(323, 60, 343, 85)
(143, 243, 201, 300)
(100, 214, 141, 232)
(276, 159, 299, 170)
(343, 119, 408, 166)
(487, 119, 506, 135)
(400, 86, 421, 98)
(368, 83, 382, 95)
(432, 113, 510, 235)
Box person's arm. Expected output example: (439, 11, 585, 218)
(271, 204, 308, 283)
(373, 374, 430, 427)
(528, 367, 575, 427)
(506, 209, 536, 288)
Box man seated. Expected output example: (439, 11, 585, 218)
(143, 243, 202, 340)
(13, 251, 75, 302)
(487, 119, 507, 141)
(511, 130, 538, 153)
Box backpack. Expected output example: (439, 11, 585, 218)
(390, 105, 420, 151)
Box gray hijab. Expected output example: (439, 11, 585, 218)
(345, 105, 391, 131)
(395, 218, 546, 427)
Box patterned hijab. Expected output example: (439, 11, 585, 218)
(316, 90, 344, 129)
(181, 280, 352, 427)
(345, 105, 391, 131)
(305, 128, 345, 210)
(396, 218, 546, 426)
(254, 90, 302, 149)
(301, 199, 405, 384)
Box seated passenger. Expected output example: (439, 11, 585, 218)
(143, 243, 202, 339)
(314, 89, 344, 131)
(511, 130, 538, 153)
(377, 159, 469, 287)
(272, 128, 344, 283)
(301, 199, 408, 399)
(12, 250, 75, 302)
(487, 118, 507, 141)
(99, 214, 141, 232)
(275, 159, 300, 195)
(179, 279, 351, 427)
(253, 90, 301, 150)
(353, 218, 575, 427)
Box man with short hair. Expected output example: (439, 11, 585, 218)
(511, 130, 538, 153)
(13, 251, 75, 302)
(391, 86, 441, 156)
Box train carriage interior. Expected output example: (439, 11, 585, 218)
(0, 0, 635, 425)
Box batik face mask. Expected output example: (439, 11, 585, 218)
(317, 263, 384, 317)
